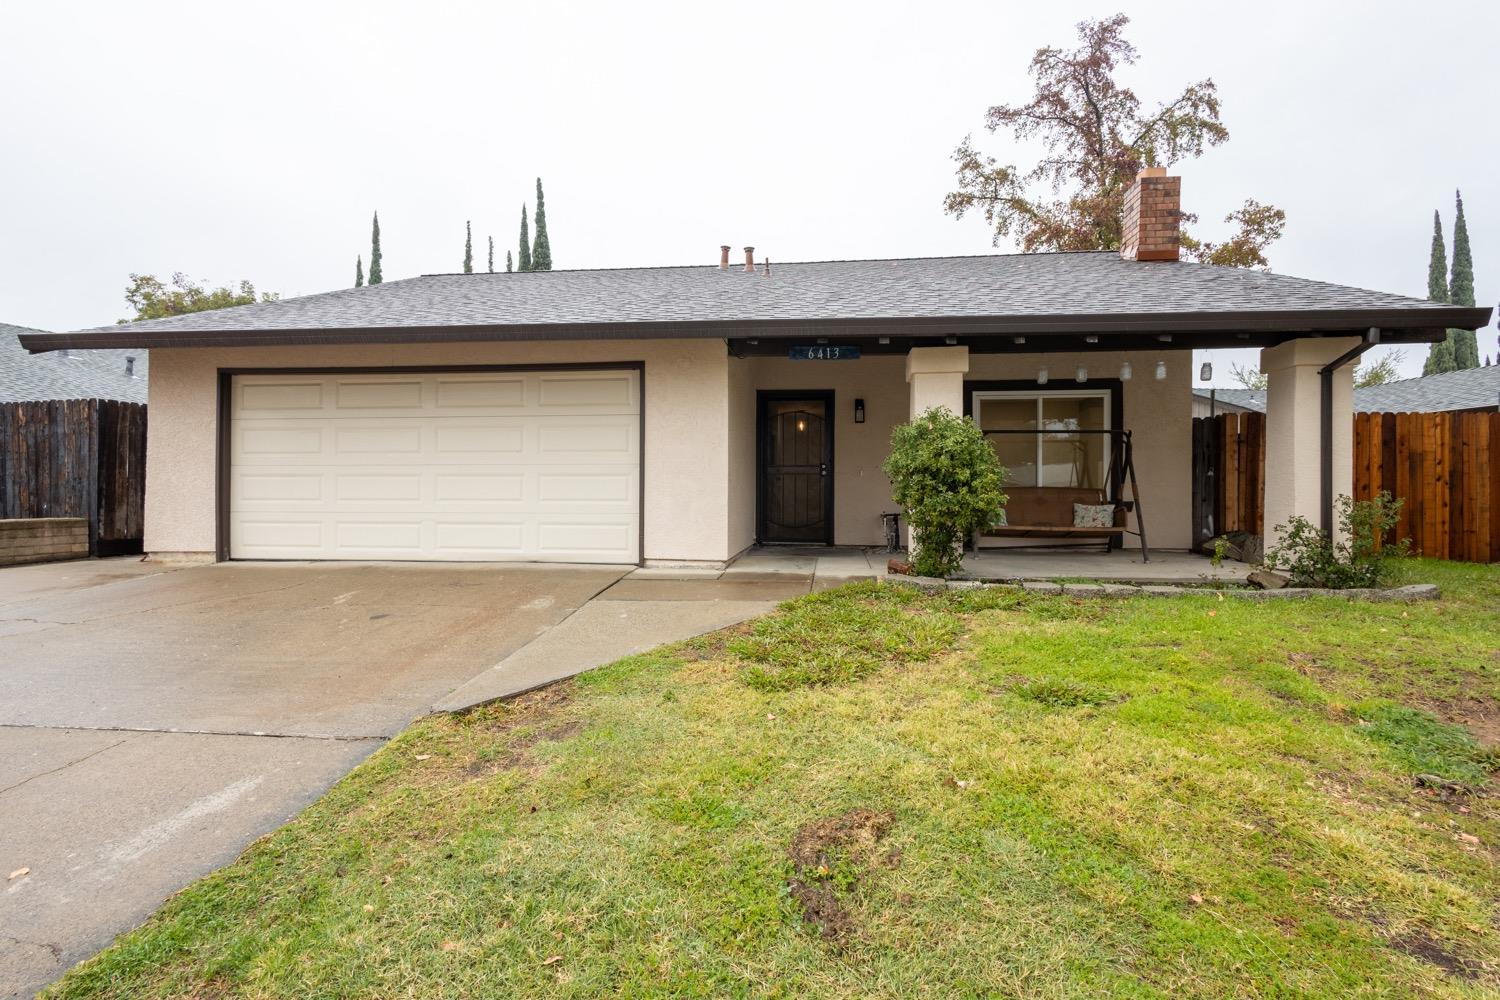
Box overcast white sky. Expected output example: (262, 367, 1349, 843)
(3, 0, 1496, 384)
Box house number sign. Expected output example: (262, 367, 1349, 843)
(788, 345, 861, 360)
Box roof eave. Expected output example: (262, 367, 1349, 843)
(19, 305, 1489, 353)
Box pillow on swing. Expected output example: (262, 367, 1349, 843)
(1073, 503, 1115, 528)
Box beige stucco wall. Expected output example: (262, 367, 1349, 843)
(146, 339, 1198, 563)
(143, 339, 733, 564)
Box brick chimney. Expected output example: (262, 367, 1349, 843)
(1119, 167, 1181, 262)
(743, 246, 755, 273)
(719, 245, 731, 270)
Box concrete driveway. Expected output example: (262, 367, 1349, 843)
(0, 558, 624, 999)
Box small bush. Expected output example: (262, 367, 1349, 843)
(883, 407, 1007, 578)
(1264, 492, 1410, 588)
(1351, 702, 1498, 783)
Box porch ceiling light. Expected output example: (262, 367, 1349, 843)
(1085, 335, 1099, 344)
(1155, 360, 1167, 380)
(945, 335, 958, 345)
(1120, 360, 1132, 380)
(1156, 333, 1173, 343)
(1013, 336, 1026, 345)
(1075, 365, 1088, 383)
(1037, 366, 1049, 385)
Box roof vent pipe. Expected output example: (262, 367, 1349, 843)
(744, 247, 755, 273)
(719, 245, 731, 270)
(763, 258, 771, 277)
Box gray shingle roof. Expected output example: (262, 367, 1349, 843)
(1, 323, 148, 403)
(1193, 368, 1500, 415)
(19, 252, 1489, 351)
(1353, 365, 1500, 414)
(1192, 387, 1267, 413)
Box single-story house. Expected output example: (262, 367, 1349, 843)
(1194, 364, 1500, 417)
(19, 170, 1492, 567)
(2, 322, 147, 403)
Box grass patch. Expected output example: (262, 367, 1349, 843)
(1012, 676, 1123, 708)
(44, 560, 1500, 999)
(1352, 702, 1499, 784)
(730, 580, 963, 690)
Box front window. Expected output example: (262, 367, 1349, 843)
(972, 390, 1110, 490)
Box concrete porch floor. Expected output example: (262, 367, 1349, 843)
(631, 545, 1248, 586)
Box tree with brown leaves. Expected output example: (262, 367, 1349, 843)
(945, 14, 1284, 269)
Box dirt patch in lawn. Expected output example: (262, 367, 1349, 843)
(786, 808, 897, 943)
(454, 685, 586, 777)
(1421, 696, 1500, 749)
(1389, 931, 1484, 981)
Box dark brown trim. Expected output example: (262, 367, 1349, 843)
(18, 308, 1483, 353)
(215, 362, 647, 566)
(755, 389, 836, 546)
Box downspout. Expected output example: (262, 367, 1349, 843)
(1318, 327, 1380, 533)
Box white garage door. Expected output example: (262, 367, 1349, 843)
(229, 370, 640, 563)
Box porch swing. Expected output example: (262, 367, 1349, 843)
(976, 428, 1151, 562)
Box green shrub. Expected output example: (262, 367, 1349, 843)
(883, 407, 1007, 578)
(1264, 492, 1410, 588)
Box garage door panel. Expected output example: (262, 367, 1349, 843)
(230, 370, 640, 563)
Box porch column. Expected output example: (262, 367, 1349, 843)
(905, 345, 969, 418)
(1260, 336, 1360, 546)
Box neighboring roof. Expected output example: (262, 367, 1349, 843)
(1192, 367, 1500, 415)
(1192, 387, 1266, 412)
(1353, 365, 1500, 414)
(19, 251, 1491, 353)
(1, 323, 148, 403)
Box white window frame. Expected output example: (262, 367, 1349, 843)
(971, 388, 1113, 493)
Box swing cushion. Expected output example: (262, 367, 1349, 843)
(980, 487, 1125, 537)
(1073, 503, 1116, 528)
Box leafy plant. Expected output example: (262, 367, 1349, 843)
(1264, 492, 1410, 588)
(883, 408, 1007, 578)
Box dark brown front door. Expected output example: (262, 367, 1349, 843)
(758, 393, 833, 544)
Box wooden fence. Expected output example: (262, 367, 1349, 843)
(1191, 411, 1265, 543)
(1193, 410, 1500, 563)
(0, 399, 147, 555)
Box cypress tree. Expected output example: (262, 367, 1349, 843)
(355, 255, 364, 288)
(488, 236, 495, 273)
(531, 177, 552, 270)
(463, 221, 473, 274)
(518, 204, 532, 272)
(1422, 207, 1456, 375)
(506, 250, 513, 273)
(1450, 190, 1480, 369)
(369, 212, 383, 285)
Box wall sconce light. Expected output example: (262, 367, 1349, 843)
(1037, 366, 1049, 385)
(1120, 360, 1133, 381)
(1199, 361, 1213, 382)
(854, 398, 866, 424)
(1075, 365, 1088, 383)
(1154, 360, 1167, 380)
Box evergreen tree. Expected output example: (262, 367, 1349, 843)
(463, 221, 473, 274)
(1423, 207, 1457, 375)
(531, 177, 552, 270)
(518, 204, 532, 272)
(355, 255, 364, 288)
(506, 250, 513, 273)
(1427, 210, 1448, 303)
(369, 212, 383, 285)
(488, 236, 495, 273)
(1450, 190, 1480, 369)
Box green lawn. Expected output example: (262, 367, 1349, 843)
(49, 561, 1500, 999)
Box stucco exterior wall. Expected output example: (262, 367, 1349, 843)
(1261, 337, 1358, 545)
(726, 356, 757, 556)
(143, 340, 732, 564)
